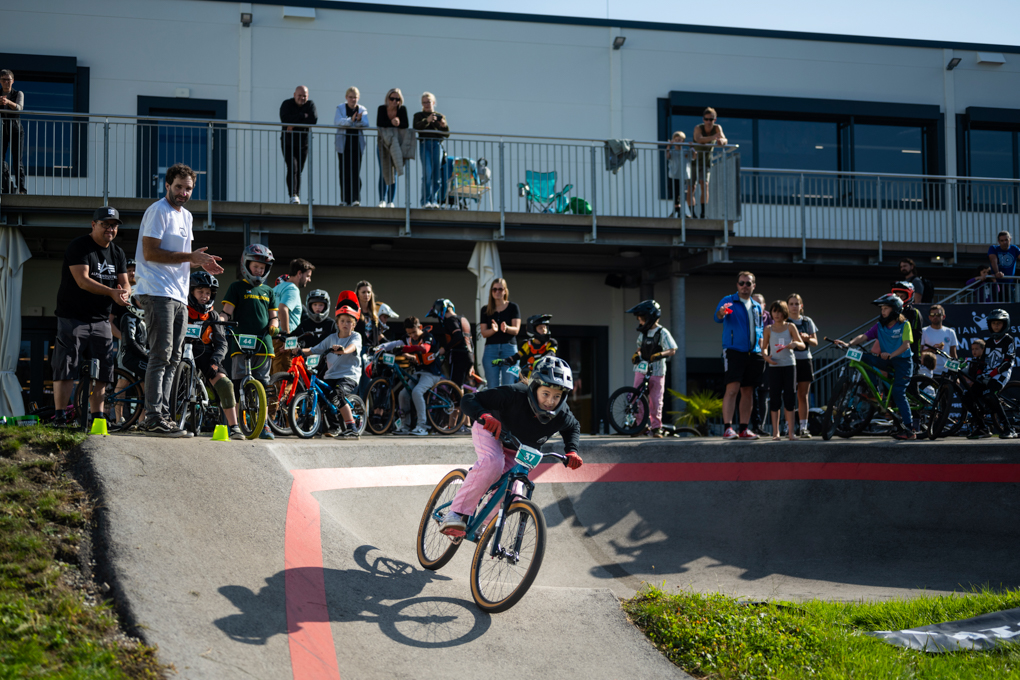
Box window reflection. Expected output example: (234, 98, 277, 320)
(853, 124, 924, 175)
(758, 120, 837, 172)
(969, 129, 1014, 179)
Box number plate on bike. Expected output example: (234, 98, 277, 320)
(514, 444, 543, 470)
(185, 324, 203, 339)
(382, 353, 396, 366)
(284, 336, 298, 350)
(507, 364, 521, 378)
(634, 361, 650, 373)
(946, 359, 961, 372)
(846, 348, 863, 362)
(238, 334, 258, 350)
(306, 355, 320, 368)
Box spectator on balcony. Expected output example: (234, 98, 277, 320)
(898, 258, 926, 304)
(413, 92, 450, 209)
(689, 107, 727, 220)
(988, 231, 1020, 302)
(966, 264, 997, 303)
(334, 87, 369, 206)
(376, 88, 412, 208)
(0, 70, 26, 195)
(280, 85, 318, 205)
(666, 131, 692, 218)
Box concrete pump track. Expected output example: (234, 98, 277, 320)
(81, 434, 1020, 679)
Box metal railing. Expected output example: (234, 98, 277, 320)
(1, 110, 741, 236)
(741, 168, 1020, 258)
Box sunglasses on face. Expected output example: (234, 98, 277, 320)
(491, 287, 505, 292)
(389, 97, 401, 102)
(737, 281, 752, 287)
(704, 117, 716, 121)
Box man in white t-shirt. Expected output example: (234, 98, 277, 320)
(134, 163, 224, 437)
(920, 304, 958, 376)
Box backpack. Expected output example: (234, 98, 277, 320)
(917, 275, 935, 303)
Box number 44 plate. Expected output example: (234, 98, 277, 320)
(514, 445, 543, 470)
(946, 359, 962, 372)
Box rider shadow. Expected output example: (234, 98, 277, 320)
(214, 545, 490, 649)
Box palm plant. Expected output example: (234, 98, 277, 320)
(667, 389, 723, 436)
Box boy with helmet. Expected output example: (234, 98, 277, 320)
(628, 300, 677, 438)
(891, 280, 923, 359)
(494, 314, 558, 379)
(221, 244, 279, 440)
(295, 291, 362, 437)
(188, 271, 244, 440)
(113, 295, 148, 427)
(440, 355, 583, 537)
(833, 293, 916, 440)
(375, 316, 444, 436)
(291, 289, 337, 379)
(961, 309, 1016, 439)
(427, 298, 474, 387)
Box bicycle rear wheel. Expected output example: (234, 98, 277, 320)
(470, 499, 546, 613)
(607, 387, 649, 435)
(822, 377, 872, 440)
(289, 390, 322, 439)
(366, 378, 395, 435)
(267, 371, 298, 436)
(347, 394, 368, 436)
(73, 372, 91, 430)
(105, 368, 144, 432)
(931, 382, 966, 439)
(998, 381, 1020, 432)
(426, 380, 464, 435)
(239, 378, 268, 439)
(416, 468, 467, 571)
(169, 362, 194, 431)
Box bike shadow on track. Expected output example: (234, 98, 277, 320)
(213, 545, 491, 648)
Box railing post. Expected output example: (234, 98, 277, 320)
(799, 172, 806, 260)
(498, 140, 505, 239)
(102, 119, 110, 206)
(876, 176, 883, 263)
(206, 122, 215, 230)
(588, 144, 597, 242)
(306, 130, 314, 233)
(948, 178, 957, 262)
(404, 158, 411, 237)
(679, 145, 686, 245)
(722, 149, 729, 247)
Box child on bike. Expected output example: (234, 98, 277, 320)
(374, 316, 443, 436)
(440, 356, 583, 537)
(833, 293, 916, 440)
(960, 310, 1017, 439)
(628, 300, 677, 438)
(221, 244, 279, 440)
(291, 288, 337, 379)
(188, 271, 244, 440)
(296, 291, 362, 438)
(762, 300, 805, 441)
(493, 314, 557, 380)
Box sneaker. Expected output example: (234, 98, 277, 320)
(386, 201, 395, 208)
(260, 425, 275, 440)
(410, 425, 430, 436)
(439, 511, 467, 537)
(798, 429, 813, 440)
(323, 427, 341, 438)
(893, 429, 917, 441)
(722, 426, 738, 440)
(738, 429, 760, 440)
(341, 427, 360, 439)
(1000, 431, 1018, 439)
(352, 201, 360, 207)
(967, 429, 991, 440)
(290, 195, 301, 204)
(229, 425, 245, 440)
(378, 201, 387, 208)
(651, 428, 664, 439)
(144, 418, 187, 438)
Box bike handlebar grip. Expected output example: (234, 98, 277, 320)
(211, 320, 238, 327)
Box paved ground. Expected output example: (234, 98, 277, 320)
(83, 433, 1020, 680)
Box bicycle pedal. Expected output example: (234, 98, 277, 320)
(449, 536, 463, 545)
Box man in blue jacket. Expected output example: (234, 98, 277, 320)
(714, 271, 765, 440)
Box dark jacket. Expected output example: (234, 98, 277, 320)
(279, 98, 318, 135)
(412, 111, 450, 140)
(294, 316, 338, 348)
(461, 382, 580, 453)
(118, 313, 148, 362)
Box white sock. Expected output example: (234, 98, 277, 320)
(800, 420, 809, 430)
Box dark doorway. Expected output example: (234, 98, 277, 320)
(136, 96, 227, 201)
(553, 325, 608, 435)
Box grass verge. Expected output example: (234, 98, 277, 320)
(623, 585, 1020, 679)
(0, 424, 166, 678)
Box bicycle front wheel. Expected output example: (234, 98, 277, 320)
(347, 394, 368, 436)
(469, 499, 546, 613)
(367, 378, 395, 435)
(607, 387, 649, 435)
(416, 468, 467, 571)
(239, 378, 268, 439)
(426, 380, 464, 435)
(169, 361, 193, 431)
(289, 390, 322, 439)
(105, 368, 144, 432)
(931, 382, 966, 439)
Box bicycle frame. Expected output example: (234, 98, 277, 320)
(839, 357, 925, 416)
(279, 354, 312, 407)
(372, 353, 459, 423)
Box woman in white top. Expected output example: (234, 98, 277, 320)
(762, 300, 805, 441)
(787, 293, 818, 437)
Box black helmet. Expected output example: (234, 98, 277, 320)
(872, 293, 903, 315)
(188, 271, 219, 314)
(304, 289, 330, 323)
(527, 356, 573, 424)
(241, 244, 275, 286)
(987, 309, 1011, 340)
(126, 259, 136, 268)
(891, 280, 915, 305)
(627, 300, 661, 332)
(526, 314, 553, 342)
(428, 298, 455, 320)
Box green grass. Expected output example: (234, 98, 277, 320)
(0, 425, 166, 678)
(623, 585, 1020, 679)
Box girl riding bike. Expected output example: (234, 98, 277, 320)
(440, 356, 583, 537)
(833, 293, 916, 441)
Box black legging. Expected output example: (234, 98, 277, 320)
(449, 349, 473, 387)
(768, 364, 797, 413)
(282, 133, 309, 197)
(338, 144, 362, 205)
(961, 380, 1010, 432)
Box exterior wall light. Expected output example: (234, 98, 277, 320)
(241, 12, 253, 27)
(613, 36, 626, 50)
(946, 57, 961, 70)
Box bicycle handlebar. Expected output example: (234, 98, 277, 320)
(499, 430, 570, 467)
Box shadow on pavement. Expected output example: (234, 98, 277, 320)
(214, 545, 490, 648)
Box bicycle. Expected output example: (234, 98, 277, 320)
(606, 360, 652, 435)
(104, 366, 145, 432)
(169, 319, 236, 436)
(928, 350, 1020, 438)
(267, 336, 311, 436)
(821, 340, 936, 440)
(69, 350, 145, 432)
(288, 354, 368, 438)
(365, 351, 464, 435)
(416, 430, 570, 613)
(215, 329, 270, 439)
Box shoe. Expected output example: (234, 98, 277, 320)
(967, 429, 991, 440)
(1000, 431, 1018, 439)
(341, 428, 360, 439)
(144, 418, 186, 438)
(738, 429, 760, 440)
(323, 427, 341, 438)
(651, 428, 664, 439)
(229, 425, 245, 440)
(798, 429, 812, 440)
(378, 201, 387, 208)
(893, 429, 917, 441)
(410, 425, 429, 436)
(722, 427, 738, 440)
(439, 511, 467, 537)
(352, 201, 360, 207)
(387, 201, 395, 208)
(260, 425, 275, 440)
(290, 195, 301, 204)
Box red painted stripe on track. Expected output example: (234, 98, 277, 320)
(284, 460, 1020, 679)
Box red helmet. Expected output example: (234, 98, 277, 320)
(335, 289, 361, 321)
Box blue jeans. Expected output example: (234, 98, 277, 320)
(862, 352, 914, 428)
(420, 140, 443, 205)
(482, 342, 518, 388)
(377, 146, 396, 203)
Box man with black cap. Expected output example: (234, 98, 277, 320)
(52, 206, 131, 424)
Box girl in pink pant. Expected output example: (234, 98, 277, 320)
(627, 300, 677, 438)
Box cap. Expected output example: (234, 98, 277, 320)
(92, 206, 122, 225)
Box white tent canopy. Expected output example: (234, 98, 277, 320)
(0, 228, 31, 417)
(467, 242, 502, 377)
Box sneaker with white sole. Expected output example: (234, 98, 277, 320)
(410, 425, 429, 436)
(229, 425, 245, 440)
(378, 201, 387, 208)
(144, 418, 187, 438)
(291, 195, 301, 204)
(722, 426, 738, 440)
(440, 511, 467, 537)
(738, 429, 760, 440)
(386, 201, 395, 208)
(352, 200, 360, 206)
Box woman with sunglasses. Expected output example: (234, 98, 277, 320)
(376, 88, 410, 207)
(689, 107, 727, 219)
(480, 278, 521, 388)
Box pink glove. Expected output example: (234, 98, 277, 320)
(564, 452, 583, 470)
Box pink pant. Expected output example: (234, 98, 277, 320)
(635, 372, 665, 429)
(451, 422, 522, 517)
